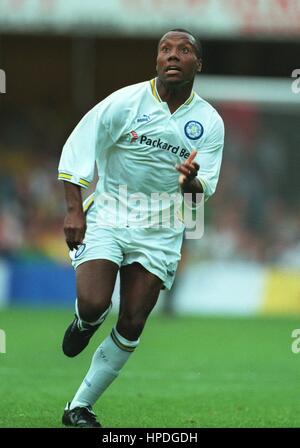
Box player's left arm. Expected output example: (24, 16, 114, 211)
(176, 112, 225, 202)
(175, 150, 203, 203)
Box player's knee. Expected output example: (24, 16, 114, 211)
(77, 297, 110, 323)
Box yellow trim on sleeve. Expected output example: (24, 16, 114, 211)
(58, 173, 72, 180)
(198, 177, 207, 192)
(79, 178, 90, 187)
(58, 173, 90, 188)
(83, 195, 95, 213)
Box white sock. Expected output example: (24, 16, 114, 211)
(75, 299, 112, 329)
(70, 327, 139, 409)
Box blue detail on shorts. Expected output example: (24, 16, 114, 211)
(184, 121, 204, 140)
(75, 244, 86, 258)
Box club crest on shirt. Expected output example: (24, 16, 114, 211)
(184, 121, 204, 140)
(75, 244, 86, 258)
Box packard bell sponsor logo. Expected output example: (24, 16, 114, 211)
(129, 131, 191, 159)
(139, 134, 191, 159)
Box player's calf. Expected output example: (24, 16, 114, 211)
(116, 314, 147, 341)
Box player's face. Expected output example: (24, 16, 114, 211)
(156, 32, 202, 86)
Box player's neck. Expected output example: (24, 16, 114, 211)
(156, 78, 193, 114)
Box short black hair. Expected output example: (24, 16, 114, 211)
(161, 28, 203, 60)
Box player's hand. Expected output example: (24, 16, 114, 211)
(175, 150, 199, 187)
(64, 210, 87, 251)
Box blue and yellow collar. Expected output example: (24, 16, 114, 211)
(150, 78, 195, 106)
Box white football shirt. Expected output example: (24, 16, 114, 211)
(58, 78, 224, 228)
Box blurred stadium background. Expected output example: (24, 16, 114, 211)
(1, 0, 300, 428)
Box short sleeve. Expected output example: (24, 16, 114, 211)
(196, 111, 225, 201)
(58, 93, 125, 189)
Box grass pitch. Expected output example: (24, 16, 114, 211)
(0, 308, 299, 428)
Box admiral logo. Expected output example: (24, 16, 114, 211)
(137, 114, 151, 123)
(140, 134, 191, 159)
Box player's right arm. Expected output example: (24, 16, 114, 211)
(58, 106, 98, 251)
(63, 182, 86, 251)
(58, 89, 132, 250)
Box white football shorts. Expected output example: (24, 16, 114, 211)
(69, 199, 184, 290)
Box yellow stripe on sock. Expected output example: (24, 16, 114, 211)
(110, 330, 136, 353)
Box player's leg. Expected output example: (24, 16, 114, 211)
(76, 259, 118, 322)
(62, 259, 119, 427)
(62, 259, 119, 358)
(65, 262, 162, 424)
(116, 262, 163, 340)
(63, 202, 123, 358)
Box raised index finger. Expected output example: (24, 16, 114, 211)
(187, 150, 198, 164)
